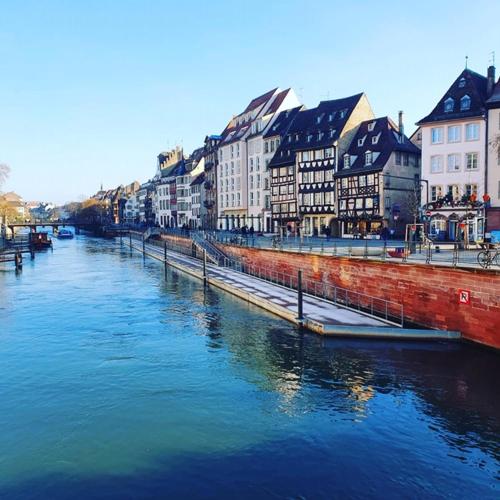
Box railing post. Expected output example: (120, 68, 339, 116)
(297, 270, 304, 321)
(203, 249, 207, 286)
(129, 232, 132, 248)
(164, 240, 167, 266)
(142, 234, 145, 254)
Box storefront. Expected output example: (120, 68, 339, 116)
(428, 208, 485, 242)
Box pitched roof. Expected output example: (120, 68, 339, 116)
(486, 77, 500, 108)
(190, 172, 205, 186)
(263, 105, 304, 139)
(335, 116, 420, 177)
(160, 159, 185, 179)
(417, 68, 488, 125)
(219, 88, 279, 145)
(268, 93, 365, 168)
(244, 88, 278, 113)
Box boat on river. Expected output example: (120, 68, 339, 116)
(31, 232, 52, 249)
(57, 229, 74, 239)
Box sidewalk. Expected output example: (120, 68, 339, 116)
(127, 239, 460, 341)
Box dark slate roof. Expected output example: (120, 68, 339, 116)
(486, 77, 500, 108)
(417, 69, 488, 125)
(160, 159, 185, 179)
(268, 93, 365, 168)
(263, 105, 304, 139)
(190, 172, 205, 186)
(335, 117, 420, 178)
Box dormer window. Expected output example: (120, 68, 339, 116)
(307, 134, 313, 142)
(287, 135, 292, 143)
(372, 134, 380, 145)
(365, 151, 373, 165)
(317, 131, 323, 141)
(460, 95, 471, 111)
(329, 129, 336, 138)
(444, 97, 454, 112)
(328, 112, 335, 122)
(458, 77, 466, 88)
(339, 109, 347, 118)
(368, 121, 376, 132)
(358, 135, 366, 147)
(316, 113, 324, 124)
(344, 155, 350, 169)
(295, 133, 299, 141)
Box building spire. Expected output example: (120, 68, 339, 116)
(465, 55, 468, 69)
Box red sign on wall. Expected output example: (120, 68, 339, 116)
(458, 289, 471, 305)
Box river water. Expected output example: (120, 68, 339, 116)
(0, 236, 498, 499)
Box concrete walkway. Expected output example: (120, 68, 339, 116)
(127, 239, 460, 341)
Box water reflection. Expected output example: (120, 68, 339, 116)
(0, 237, 497, 498)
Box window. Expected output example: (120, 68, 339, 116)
(358, 135, 366, 147)
(365, 198, 374, 208)
(249, 158, 254, 172)
(343, 155, 350, 169)
(430, 155, 443, 173)
(264, 142, 269, 153)
(307, 134, 313, 142)
(447, 154, 460, 172)
(314, 170, 323, 183)
(355, 199, 363, 209)
(444, 98, 454, 112)
(460, 95, 471, 111)
(430, 185, 443, 201)
(431, 127, 443, 144)
(458, 77, 466, 88)
(324, 147, 334, 158)
(287, 135, 292, 143)
(302, 151, 310, 161)
(359, 176, 366, 187)
(250, 192, 254, 206)
(447, 125, 461, 143)
(372, 134, 379, 145)
(368, 121, 375, 132)
(325, 169, 333, 181)
(403, 153, 409, 166)
(465, 184, 477, 197)
(465, 123, 479, 141)
(314, 149, 324, 160)
(447, 185, 460, 200)
(395, 151, 401, 165)
(256, 157, 260, 170)
(365, 151, 372, 165)
(465, 152, 478, 170)
(329, 129, 336, 138)
(328, 112, 335, 121)
(270, 141, 275, 152)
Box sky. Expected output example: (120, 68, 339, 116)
(0, 0, 499, 204)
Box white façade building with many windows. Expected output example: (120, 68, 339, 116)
(217, 88, 300, 231)
(416, 66, 497, 241)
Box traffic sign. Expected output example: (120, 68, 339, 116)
(458, 289, 470, 305)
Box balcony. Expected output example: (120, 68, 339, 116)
(204, 180, 213, 190)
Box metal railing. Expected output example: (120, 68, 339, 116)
(129, 230, 404, 326)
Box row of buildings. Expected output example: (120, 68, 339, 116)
(99, 64, 500, 241)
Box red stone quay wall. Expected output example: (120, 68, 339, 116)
(216, 244, 500, 349)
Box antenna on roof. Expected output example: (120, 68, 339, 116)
(465, 55, 468, 69)
(491, 51, 496, 67)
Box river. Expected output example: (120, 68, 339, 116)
(0, 235, 498, 499)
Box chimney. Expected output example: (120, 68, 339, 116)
(398, 110, 404, 137)
(487, 65, 496, 96)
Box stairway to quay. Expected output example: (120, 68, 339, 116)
(125, 231, 467, 344)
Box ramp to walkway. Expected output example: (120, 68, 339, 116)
(128, 239, 460, 341)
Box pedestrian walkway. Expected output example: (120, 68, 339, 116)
(127, 239, 461, 341)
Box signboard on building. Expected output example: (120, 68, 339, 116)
(458, 289, 470, 305)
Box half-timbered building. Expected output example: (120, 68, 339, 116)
(335, 114, 421, 237)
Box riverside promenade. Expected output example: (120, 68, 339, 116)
(127, 235, 459, 341)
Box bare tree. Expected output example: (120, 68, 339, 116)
(0, 163, 11, 188)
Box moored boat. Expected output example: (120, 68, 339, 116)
(31, 232, 52, 249)
(57, 229, 74, 239)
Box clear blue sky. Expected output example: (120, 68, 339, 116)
(1, 0, 498, 204)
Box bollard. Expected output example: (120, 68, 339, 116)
(297, 270, 303, 321)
